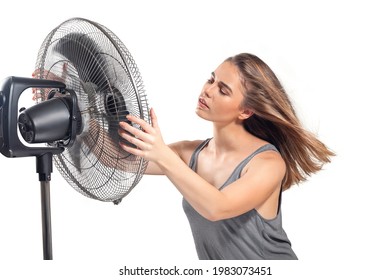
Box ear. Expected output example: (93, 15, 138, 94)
(238, 108, 253, 120)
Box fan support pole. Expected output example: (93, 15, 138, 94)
(37, 153, 54, 260)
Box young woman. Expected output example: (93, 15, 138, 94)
(118, 53, 334, 260)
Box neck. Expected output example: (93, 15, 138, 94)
(211, 121, 252, 154)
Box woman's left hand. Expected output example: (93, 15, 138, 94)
(118, 108, 170, 163)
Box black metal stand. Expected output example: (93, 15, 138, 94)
(37, 153, 54, 260)
(0, 77, 68, 260)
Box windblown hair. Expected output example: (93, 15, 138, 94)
(226, 53, 334, 190)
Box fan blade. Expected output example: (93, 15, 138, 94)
(54, 33, 109, 89)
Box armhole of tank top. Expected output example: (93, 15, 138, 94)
(262, 144, 283, 218)
(244, 144, 283, 220)
(276, 184, 283, 215)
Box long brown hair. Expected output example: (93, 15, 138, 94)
(226, 53, 334, 190)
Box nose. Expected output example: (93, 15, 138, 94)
(204, 88, 211, 98)
(203, 82, 216, 98)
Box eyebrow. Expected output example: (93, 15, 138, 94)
(211, 72, 233, 94)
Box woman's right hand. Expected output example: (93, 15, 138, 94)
(31, 63, 68, 101)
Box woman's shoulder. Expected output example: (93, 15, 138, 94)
(169, 139, 208, 163)
(242, 144, 286, 184)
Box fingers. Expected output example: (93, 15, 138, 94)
(118, 109, 161, 158)
(150, 108, 159, 129)
(32, 91, 42, 101)
(61, 63, 68, 81)
(32, 70, 40, 101)
(118, 128, 149, 150)
(32, 69, 48, 79)
(118, 125, 152, 158)
(119, 141, 143, 157)
(32, 67, 67, 101)
(119, 121, 148, 141)
(125, 108, 159, 132)
(118, 121, 154, 152)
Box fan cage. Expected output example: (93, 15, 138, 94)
(33, 18, 149, 203)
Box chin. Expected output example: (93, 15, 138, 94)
(195, 109, 215, 122)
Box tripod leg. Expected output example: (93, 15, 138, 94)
(40, 181, 53, 260)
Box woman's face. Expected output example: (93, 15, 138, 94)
(196, 61, 249, 124)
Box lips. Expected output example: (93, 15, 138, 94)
(198, 97, 209, 108)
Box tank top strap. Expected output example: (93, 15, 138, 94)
(188, 138, 212, 171)
(220, 143, 279, 189)
(219, 143, 283, 218)
(234, 143, 279, 174)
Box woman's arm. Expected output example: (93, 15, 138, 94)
(119, 109, 285, 221)
(144, 140, 201, 175)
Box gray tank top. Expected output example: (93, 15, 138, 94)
(182, 138, 298, 260)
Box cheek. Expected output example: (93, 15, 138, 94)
(209, 103, 240, 122)
(217, 96, 242, 112)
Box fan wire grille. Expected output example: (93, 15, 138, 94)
(34, 18, 149, 203)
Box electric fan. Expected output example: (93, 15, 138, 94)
(0, 18, 150, 259)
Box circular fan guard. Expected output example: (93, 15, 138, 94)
(34, 18, 149, 203)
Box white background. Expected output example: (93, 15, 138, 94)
(0, 0, 389, 279)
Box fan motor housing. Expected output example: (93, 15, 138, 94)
(19, 96, 73, 143)
(0, 76, 66, 157)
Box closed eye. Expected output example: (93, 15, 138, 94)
(207, 72, 231, 96)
